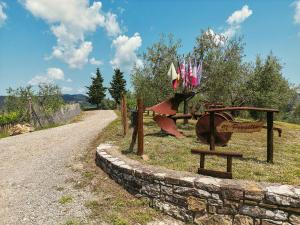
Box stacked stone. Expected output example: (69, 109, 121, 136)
(96, 144, 300, 225)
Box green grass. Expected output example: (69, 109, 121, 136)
(58, 195, 73, 204)
(104, 113, 300, 185)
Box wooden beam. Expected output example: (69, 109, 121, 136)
(205, 106, 279, 113)
(191, 149, 243, 157)
(267, 112, 274, 163)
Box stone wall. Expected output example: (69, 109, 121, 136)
(38, 103, 81, 127)
(96, 143, 300, 225)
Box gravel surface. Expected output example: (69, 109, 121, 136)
(0, 110, 117, 225)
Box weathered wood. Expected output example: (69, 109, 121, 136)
(217, 121, 264, 133)
(198, 168, 232, 179)
(206, 106, 279, 113)
(209, 111, 215, 151)
(121, 94, 128, 136)
(267, 112, 274, 163)
(137, 98, 144, 156)
(200, 154, 205, 169)
(191, 149, 243, 157)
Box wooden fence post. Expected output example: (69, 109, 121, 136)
(137, 98, 144, 156)
(121, 94, 128, 136)
(267, 112, 274, 163)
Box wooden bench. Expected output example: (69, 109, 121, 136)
(191, 149, 243, 179)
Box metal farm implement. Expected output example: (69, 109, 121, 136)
(146, 93, 282, 178)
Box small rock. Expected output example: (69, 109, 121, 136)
(233, 215, 254, 225)
(142, 154, 150, 161)
(289, 214, 300, 225)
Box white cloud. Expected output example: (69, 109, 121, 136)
(105, 12, 121, 36)
(89, 57, 103, 66)
(28, 75, 52, 85)
(22, 0, 121, 68)
(28, 67, 65, 85)
(47, 67, 64, 80)
(62, 86, 73, 93)
(110, 33, 142, 72)
(222, 5, 252, 39)
(0, 2, 7, 27)
(66, 78, 72, 82)
(227, 5, 252, 25)
(293, 1, 300, 24)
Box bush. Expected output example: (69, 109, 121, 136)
(0, 112, 21, 126)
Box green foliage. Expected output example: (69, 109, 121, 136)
(101, 98, 116, 110)
(131, 34, 181, 107)
(4, 84, 65, 122)
(0, 112, 20, 125)
(5, 86, 35, 119)
(109, 68, 126, 107)
(86, 68, 106, 108)
(38, 83, 64, 115)
(246, 54, 296, 118)
(193, 30, 251, 106)
(126, 91, 136, 110)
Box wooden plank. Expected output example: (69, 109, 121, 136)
(198, 168, 232, 179)
(191, 149, 243, 157)
(217, 121, 264, 133)
(205, 106, 279, 113)
(137, 98, 144, 156)
(267, 112, 274, 163)
(209, 111, 215, 151)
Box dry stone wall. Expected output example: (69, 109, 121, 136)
(96, 143, 300, 225)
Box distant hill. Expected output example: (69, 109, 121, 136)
(0, 94, 90, 109)
(62, 94, 88, 104)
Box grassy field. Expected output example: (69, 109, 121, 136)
(104, 113, 300, 186)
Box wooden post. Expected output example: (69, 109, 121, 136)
(209, 111, 215, 151)
(267, 112, 274, 163)
(121, 94, 128, 136)
(137, 98, 144, 156)
(200, 154, 205, 169)
(227, 156, 232, 173)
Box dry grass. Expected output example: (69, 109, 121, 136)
(106, 113, 300, 186)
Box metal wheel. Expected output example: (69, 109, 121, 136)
(195, 113, 233, 146)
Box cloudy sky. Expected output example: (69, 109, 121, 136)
(0, 0, 300, 95)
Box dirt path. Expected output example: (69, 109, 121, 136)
(0, 110, 117, 225)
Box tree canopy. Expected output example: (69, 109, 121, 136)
(86, 68, 106, 109)
(109, 68, 126, 107)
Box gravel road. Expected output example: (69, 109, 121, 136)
(0, 110, 117, 225)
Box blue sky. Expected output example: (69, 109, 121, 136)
(0, 0, 300, 95)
